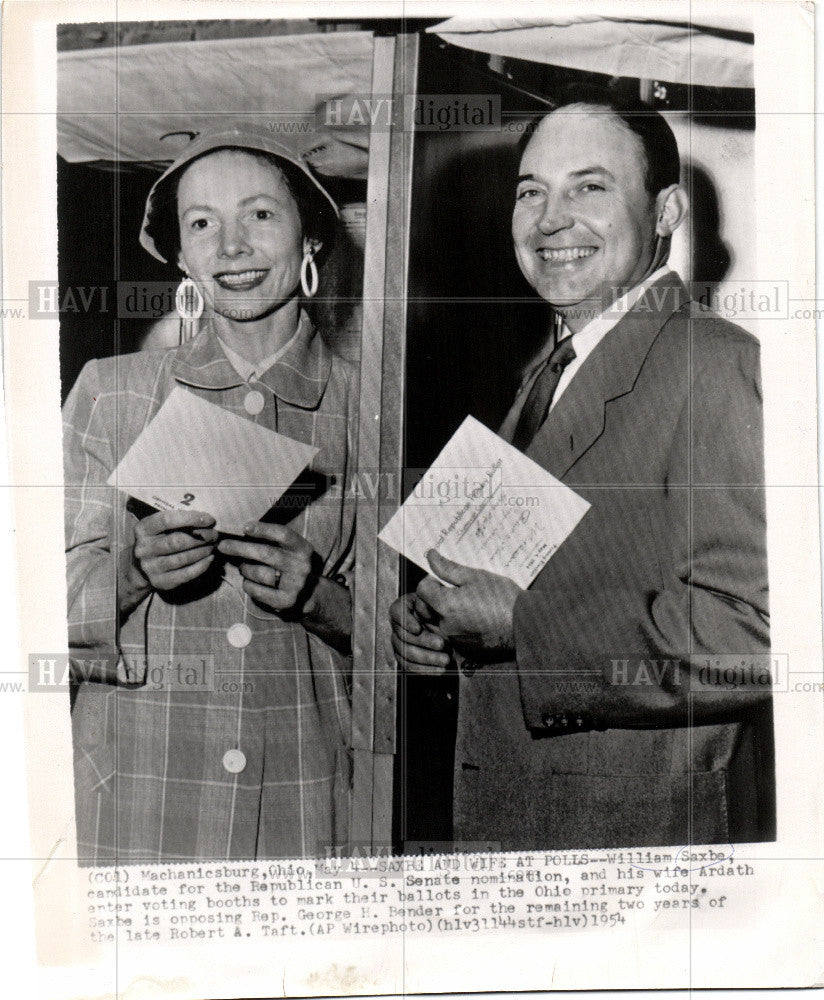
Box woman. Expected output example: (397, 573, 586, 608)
(63, 125, 357, 864)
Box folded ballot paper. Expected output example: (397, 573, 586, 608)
(107, 387, 318, 534)
(379, 416, 590, 589)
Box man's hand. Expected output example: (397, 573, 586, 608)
(389, 593, 453, 675)
(415, 550, 523, 658)
(217, 522, 315, 613)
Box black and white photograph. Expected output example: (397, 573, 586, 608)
(0, 1, 821, 997)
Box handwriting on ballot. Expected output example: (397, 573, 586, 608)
(379, 416, 590, 589)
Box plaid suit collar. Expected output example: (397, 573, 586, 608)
(172, 310, 332, 409)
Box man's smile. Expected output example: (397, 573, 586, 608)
(536, 246, 598, 264)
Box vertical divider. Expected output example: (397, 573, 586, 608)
(350, 32, 419, 851)
(350, 33, 406, 850)
(371, 32, 419, 847)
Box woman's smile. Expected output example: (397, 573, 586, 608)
(213, 268, 270, 291)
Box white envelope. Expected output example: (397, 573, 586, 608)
(107, 387, 318, 533)
(379, 415, 590, 589)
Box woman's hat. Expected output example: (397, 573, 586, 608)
(139, 123, 340, 264)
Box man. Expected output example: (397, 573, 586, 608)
(390, 87, 773, 851)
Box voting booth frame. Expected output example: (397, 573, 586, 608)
(355, 32, 568, 851)
(349, 33, 415, 854)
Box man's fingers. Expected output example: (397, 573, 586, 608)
(218, 540, 311, 594)
(416, 575, 447, 615)
(426, 549, 474, 586)
(390, 632, 450, 672)
(413, 594, 440, 624)
(403, 662, 449, 676)
(389, 594, 424, 635)
(390, 618, 445, 651)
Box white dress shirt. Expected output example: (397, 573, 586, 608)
(538, 266, 672, 411)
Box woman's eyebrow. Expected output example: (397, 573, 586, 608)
(180, 193, 282, 213)
(237, 193, 282, 206)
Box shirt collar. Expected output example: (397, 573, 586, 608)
(525, 266, 672, 381)
(569, 265, 672, 344)
(172, 309, 332, 409)
(217, 326, 301, 383)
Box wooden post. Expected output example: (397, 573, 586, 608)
(350, 33, 419, 851)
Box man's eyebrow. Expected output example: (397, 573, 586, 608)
(516, 168, 617, 183)
(570, 166, 615, 180)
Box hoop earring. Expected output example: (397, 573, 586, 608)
(175, 276, 204, 320)
(300, 252, 318, 298)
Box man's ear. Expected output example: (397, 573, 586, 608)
(655, 184, 689, 238)
(177, 252, 188, 275)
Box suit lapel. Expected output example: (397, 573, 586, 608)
(518, 273, 691, 479)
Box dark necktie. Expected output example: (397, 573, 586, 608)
(512, 337, 577, 451)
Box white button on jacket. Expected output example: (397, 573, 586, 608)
(243, 390, 265, 415)
(226, 622, 252, 648)
(222, 749, 247, 774)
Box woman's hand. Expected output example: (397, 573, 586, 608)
(389, 592, 453, 675)
(217, 522, 352, 651)
(217, 521, 315, 613)
(120, 509, 218, 613)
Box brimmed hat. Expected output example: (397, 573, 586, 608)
(139, 123, 340, 264)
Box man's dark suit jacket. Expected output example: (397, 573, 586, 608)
(453, 272, 773, 851)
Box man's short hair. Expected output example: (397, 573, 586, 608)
(519, 84, 681, 198)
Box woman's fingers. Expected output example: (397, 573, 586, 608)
(144, 542, 215, 572)
(135, 528, 218, 561)
(239, 521, 311, 554)
(217, 530, 315, 612)
(240, 578, 295, 612)
(238, 561, 300, 599)
(136, 509, 215, 538)
(140, 542, 217, 591)
(153, 553, 215, 591)
(133, 511, 218, 589)
(217, 536, 296, 568)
